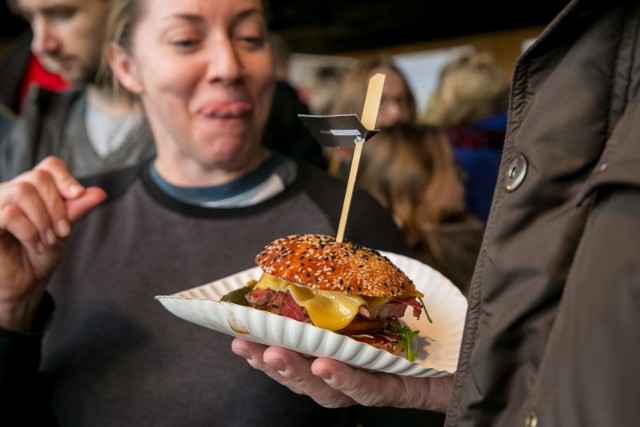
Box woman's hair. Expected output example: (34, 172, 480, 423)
(330, 55, 416, 122)
(105, 0, 142, 52)
(97, 0, 143, 99)
(358, 123, 464, 249)
(422, 51, 510, 127)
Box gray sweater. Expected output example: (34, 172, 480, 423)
(0, 160, 444, 426)
(0, 86, 155, 181)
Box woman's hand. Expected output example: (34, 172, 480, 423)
(231, 338, 453, 413)
(0, 157, 107, 332)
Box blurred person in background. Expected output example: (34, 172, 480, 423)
(358, 124, 483, 295)
(262, 32, 327, 169)
(0, 27, 70, 115)
(0, 0, 154, 181)
(306, 65, 346, 116)
(0, 0, 445, 425)
(328, 55, 417, 177)
(332, 55, 416, 128)
(422, 51, 510, 223)
(0, 105, 15, 142)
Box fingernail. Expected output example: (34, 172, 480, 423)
(45, 229, 57, 245)
(36, 241, 45, 254)
(57, 219, 71, 238)
(68, 184, 82, 197)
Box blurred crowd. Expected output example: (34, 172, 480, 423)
(0, 0, 511, 296)
(0, 0, 509, 424)
(298, 50, 509, 293)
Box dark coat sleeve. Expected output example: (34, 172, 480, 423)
(0, 293, 55, 425)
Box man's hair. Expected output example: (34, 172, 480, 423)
(6, 0, 19, 14)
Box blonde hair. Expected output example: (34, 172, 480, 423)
(423, 51, 510, 127)
(97, 0, 142, 100)
(331, 55, 416, 122)
(358, 124, 464, 250)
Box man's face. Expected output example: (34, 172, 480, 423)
(16, 0, 109, 84)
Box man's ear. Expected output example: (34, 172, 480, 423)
(106, 42, 144, 95)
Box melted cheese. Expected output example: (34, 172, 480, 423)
(255, 273, 394, 331)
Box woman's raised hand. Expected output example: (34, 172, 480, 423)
(0, 157, 107, 332)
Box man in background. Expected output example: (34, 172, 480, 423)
(0, 0, 154, 180)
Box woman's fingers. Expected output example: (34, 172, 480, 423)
(312, 357, 416, 406)
(66, 187, 107, 222)
(33, 157, 107, 222)
(0, 201, 45, 254)
(0, 179, 62, 252)
(312, 357, 452, 412)
(231, 339, 453, 413)
(0, 157, 106, 251)
(262, 346, 357, 408)
(232, 339, 356, 407)
(35, 157, 86, 201)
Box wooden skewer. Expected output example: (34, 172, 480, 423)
(335, 73, 385, 243)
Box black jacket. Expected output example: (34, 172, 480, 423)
(448, 0, 640, 425)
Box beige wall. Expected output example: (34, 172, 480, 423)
(343, 26, 545, 79)
(2, 26, 544, 72)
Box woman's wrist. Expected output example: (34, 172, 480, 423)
(0, 295, 45, 333)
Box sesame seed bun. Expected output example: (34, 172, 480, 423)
(254, 234, 416, 297)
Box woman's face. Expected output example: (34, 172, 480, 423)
(113, 0, 274, 184)
(374, 67, 414, 128)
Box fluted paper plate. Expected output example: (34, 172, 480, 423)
(156, 252, 467, 377)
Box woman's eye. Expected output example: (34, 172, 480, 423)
(237, 35, 266, 49)
(171, 38, 200, 50)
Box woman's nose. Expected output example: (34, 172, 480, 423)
(205, 38, 242, 84)
(378, 96, 412, 126)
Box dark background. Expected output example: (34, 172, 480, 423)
(267, 0, 570, 54)
(1, 1, 570, 54)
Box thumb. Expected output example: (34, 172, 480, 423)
(66, 187, 107, 223)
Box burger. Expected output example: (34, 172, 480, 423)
(222, 234, 427, 360)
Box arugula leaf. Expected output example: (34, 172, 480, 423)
(417, 297, 432, 323)
(397, 326, 420, 362)
(351, 334, 374, 339)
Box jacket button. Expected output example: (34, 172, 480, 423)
(525, 413, 538, 427)
(505, 154, 527, 192)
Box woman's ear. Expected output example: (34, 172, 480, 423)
(106, 42, 144, 95)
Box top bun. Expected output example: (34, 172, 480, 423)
(255, 234, 416, 297)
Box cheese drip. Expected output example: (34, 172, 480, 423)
(255, 273, 392, 331)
